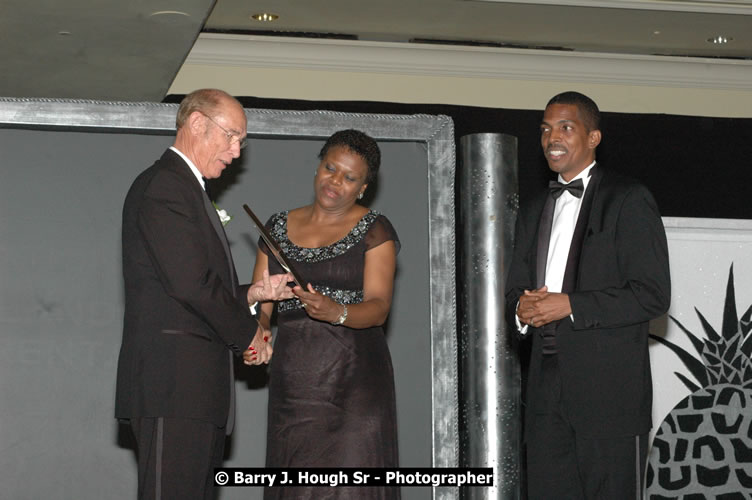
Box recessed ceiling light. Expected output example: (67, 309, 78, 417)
(251, 13, 279, 22)
(149, 11, 190, 18)
(707, 35, 732, 44)
(148, 11, 191, 25)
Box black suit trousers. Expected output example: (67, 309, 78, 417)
(526, 355, 648, 500)
(131, 417, 226, 500)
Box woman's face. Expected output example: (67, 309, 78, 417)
(314, 145, 369, 209)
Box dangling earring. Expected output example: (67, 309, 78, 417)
(357, 192, 364, 200)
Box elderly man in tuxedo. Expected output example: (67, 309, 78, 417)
(506, 91, 670, 499)
(116, 89, 293, 500)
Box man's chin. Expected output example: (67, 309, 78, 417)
(546, 161, 562, 173)
(210, 164, 228, 178)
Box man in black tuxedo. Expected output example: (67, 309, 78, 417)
(115, 89, 293, 500)
(506, 91, 670, 499)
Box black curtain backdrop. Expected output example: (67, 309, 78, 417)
(165, 94, 752, 220)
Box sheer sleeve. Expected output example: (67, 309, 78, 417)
(365, 214, 400, 254)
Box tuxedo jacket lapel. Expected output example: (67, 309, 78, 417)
(201, 190, 239, 294)
(200, 181, 240, 435)
(561, 164, 603, 293)
(535, 195, 555, 289)
(161, 149, 238, 293)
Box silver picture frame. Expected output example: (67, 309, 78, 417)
(0, 97, 459, 499)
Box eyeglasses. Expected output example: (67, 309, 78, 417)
(199, 111, 247, 150)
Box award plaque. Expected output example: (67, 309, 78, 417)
(243, 204, 305, 288)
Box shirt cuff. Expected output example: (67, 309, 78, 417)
(515, 302, 529, 336)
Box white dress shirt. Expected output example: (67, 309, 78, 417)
(516, 161, 596, 334)
(544, 161, 595, 293)
(170, 146, 206, 191)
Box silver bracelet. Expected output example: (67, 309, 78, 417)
(332, 303, 348, 325)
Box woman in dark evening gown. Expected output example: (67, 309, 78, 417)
(246, 129, 401, 499)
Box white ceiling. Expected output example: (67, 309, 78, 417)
(3, 0, 751, 101)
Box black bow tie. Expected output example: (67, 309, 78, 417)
(549, 179, 584, 199)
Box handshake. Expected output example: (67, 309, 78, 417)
(243, 270, 295, 366)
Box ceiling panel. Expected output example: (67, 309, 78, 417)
(1, 0, 749, 101)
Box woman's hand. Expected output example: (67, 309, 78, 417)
(243, 326, 273, 365)
(294, 283, 343, 323)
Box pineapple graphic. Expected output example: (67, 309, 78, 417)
(646, 265, 752, 497)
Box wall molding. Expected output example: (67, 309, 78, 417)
(186, 33, 752, 91)
(663, 216, 752, 241)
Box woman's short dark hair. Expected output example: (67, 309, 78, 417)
(318, 129, 381, 185)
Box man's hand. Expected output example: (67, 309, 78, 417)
(243, 326, 273, 366)
(247, 270, 295, 304)
(517, 286, 572, 328)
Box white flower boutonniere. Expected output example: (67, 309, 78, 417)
(213, 202, 232, 226)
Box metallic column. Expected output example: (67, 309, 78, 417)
(459, 133, 521, 499)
